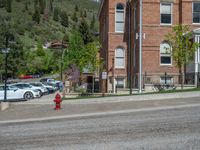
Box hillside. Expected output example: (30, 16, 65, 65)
(0, 0, 100, 80)
(0, 0, 100, 49)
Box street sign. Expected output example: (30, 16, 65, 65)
(102, 72, 107, 80)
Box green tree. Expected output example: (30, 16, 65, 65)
(66, 31, 86, 72)
(36, 43, 45, 56)
(63, 34, 69, 43)
(72, 11, 78, 22)
(83, 10, 87, 18)
(166, 24, 199, 89)
(49, 0, 53, 15)
(60, 11, 69, 27)
(32, 7, 41, 24)
(0, 0, 6, 8)
(39, 0, 46, 14)
(53, 7, 59, 21)
(24, 0, 28, 11)
(90, 13, 96, 30)
(75, 4, 79, 12)
(79, 18, 93, 45)
(6, 0, 12, 13)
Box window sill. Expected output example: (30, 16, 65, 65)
(115, 67, 125, 69)
(160, 64, 173, 67)
(160, 23, 172, 26)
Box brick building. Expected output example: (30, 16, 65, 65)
(99, 0, 200, 92)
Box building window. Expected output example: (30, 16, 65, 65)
(115, 47, 125, 68)
(115, 3, 125, 32)
(160, 3, 172, 24)
(115, 77, 125, 88)
(193, 2, 200, 23)
(160, 77, 173, 84)
(160, 42, 172, 65)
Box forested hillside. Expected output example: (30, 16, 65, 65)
(0, 0, 100, 80)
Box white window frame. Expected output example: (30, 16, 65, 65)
(192, 2, 200, 24)
(160, 3, 173, 25)
(160, 42, 172, 66)
(115, 47, 125, 69)
(115, 3, 125, 33)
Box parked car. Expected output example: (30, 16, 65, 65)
(19, 75, 33, 79)
(29, 82, 55, 94)
(0, 85, 41, 101)
(10, 83, 48, 96)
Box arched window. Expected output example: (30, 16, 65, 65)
(115, 47, 125, 68)
(115, 3, 125, 32)
(160, 42, 172, 65)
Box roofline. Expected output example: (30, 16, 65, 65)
(98, 0, 105, 19)
(98, 0, 134, 19)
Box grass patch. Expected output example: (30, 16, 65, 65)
(62, 87, 200, 101)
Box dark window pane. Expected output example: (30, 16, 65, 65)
(116, 4, 124, 10)
(161, 56, 171, 64)
(194, 3, 200, 12)
(161, 14, 171, 24)
(193, 13, 200, 23)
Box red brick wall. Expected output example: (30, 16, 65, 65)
(99, 0, 200, 90)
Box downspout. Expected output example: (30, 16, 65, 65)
(139, 0, 143, 93)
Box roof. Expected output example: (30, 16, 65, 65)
(98, 0, 105, 19)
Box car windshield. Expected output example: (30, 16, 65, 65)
(23, 84, 31, 88)
(8, 86, 18, 90)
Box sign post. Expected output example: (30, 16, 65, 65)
(102, 72, 107, 97)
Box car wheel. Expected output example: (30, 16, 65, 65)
(24, 92, 34, 100)
(38, 90, 42, 97)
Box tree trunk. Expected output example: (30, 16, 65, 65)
(179, 67, 184, 90)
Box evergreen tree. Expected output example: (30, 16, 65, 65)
(34, 0, 38, 9)
(75, 4, 79, 12)
(83, 10, 87, 18)
(0, 0, 5, 8)
(24, 0, 28, 11)
(49, 0, 53, 15)
(79, 18, 93, 45)
(6, 0, 12, 13)
(80, 9, 83, 18)
(72, 12, 78, 22)
(60, 11, 69, 27)
(53, 7, 59, 21)
(39, 0, 45, 14)
(90, 13, 96, 30)
(32, 7, 41, 24)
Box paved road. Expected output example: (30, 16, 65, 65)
(0, 105, 200, 150)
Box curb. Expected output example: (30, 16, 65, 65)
(0, 102, 10, 111)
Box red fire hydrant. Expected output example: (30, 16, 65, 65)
(54, 93, 62, 110)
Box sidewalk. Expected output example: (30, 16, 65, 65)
(0, 91, 200, 122)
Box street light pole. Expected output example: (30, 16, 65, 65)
(139, 0, 143, 93)
(3, 35, 9, 102)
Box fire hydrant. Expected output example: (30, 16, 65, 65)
(54, 93, 62, 110)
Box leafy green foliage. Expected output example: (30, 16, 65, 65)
(53, 7, 59, 21)
(6, 0, 12, 13)
(32, 7, 41, 24)
(60, 11, 69, 27)
(166, 25, 199, 69)
(165, 24, 199, 87)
